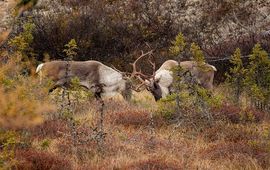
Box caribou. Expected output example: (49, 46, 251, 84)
(131, 53, 217, 101)
(36, 60, 133, 100)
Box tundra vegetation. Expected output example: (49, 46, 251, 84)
(0, 1, 270, 170)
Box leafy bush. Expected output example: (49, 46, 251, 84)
(169, 32, 186, 57)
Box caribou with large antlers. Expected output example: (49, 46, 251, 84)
(131, 55, 217, 101)
(36, 60, 132, 100)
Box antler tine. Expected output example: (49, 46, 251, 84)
(135, 50, 153, 65)
(147, 54, 156, 79)
(130, 50, 153, 78)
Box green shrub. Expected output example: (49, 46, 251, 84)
(245, 44, 270, 103)
(225, 48, 246, 105)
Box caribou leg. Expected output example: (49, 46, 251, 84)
(90, 84, 104, 100)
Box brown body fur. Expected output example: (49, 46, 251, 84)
(147, 60, 216, 100)
(157, 60, 216, 90)
(37, 60, 131, 100)
(180, 61, 216, 90)
(42, 61, 100, 86)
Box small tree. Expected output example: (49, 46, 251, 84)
(225, 48, 246, 105)
(245, 44, 270, 109)
(9, 21, 35, 59)
(63, 39, 78, 61)
(169, 32, 186, 58)
(190, 43, 211, 72)
(8, 21, 36, 75)
(168, 32, 187, 117)
(58, 39, 79, 115)
(189, 43, 214, 120)
(190, 43, 205, 63)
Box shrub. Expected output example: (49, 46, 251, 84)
(31, 119, 69, 139)
(109, 108, 151, 127)
(29, 0, 177, 63)
(0, 20, 56, 129)
(0, 57, 55, 129)
(0, 131, 18, 169)
(15, 149, 72, 170)
(202, 122, 261, 142)
(0, 20, 56, 169)
(225, 48, 247, 105)
(201, 142, 270, 169)
(245, 44, 270, 104)
(212, 102, 265, 123)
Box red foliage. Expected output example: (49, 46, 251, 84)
(30, 119, 69, 139)
(109, 109, 151, 127)
(202, 124, 259, 142)
(201, 142, 270, 168)
(212, 103, 265, 123)
(15, 149, 72, 170)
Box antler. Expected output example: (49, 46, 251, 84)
(130, 50, 156, 92)
(130, 50, 153, 78)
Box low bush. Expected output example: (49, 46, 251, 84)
(30, 119, 69, 139)
(15, 149, 72, 170)
(202, 123, 260, 142)
(109, 108, 151, 127)
(200, 141, 270, 169)
(212, 103, 265, 123)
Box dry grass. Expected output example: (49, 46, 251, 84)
(3, 88, 270, 170)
